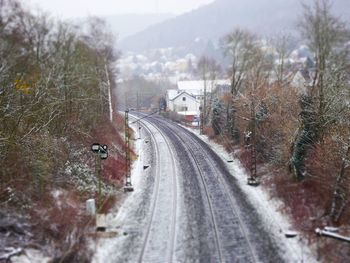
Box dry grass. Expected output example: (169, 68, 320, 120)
(0, 113, 127, 260)
(30, 188, 94, 262)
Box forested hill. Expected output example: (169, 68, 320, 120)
(119, 0, 350, 53)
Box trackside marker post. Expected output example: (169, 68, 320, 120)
(124, 109, 134, 192)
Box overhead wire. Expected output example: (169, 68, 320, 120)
(130, 110, 160, 124)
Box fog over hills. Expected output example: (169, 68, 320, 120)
(118, 0, 350, 53)
(104, 13, 174, 39)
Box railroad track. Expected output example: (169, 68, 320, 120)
(133, 115, 178, 263)
(149, 116, 259, 263)
(174, 128, 225, 262)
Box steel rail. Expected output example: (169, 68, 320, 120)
(149, 117, 224, 263)
(133, 115, 178, 263)
(177, 125, 259, 263)
(152, 116, 258, 262)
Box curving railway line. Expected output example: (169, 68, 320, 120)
(147, 116, 258, 262)
(94, 113, 283, 263)
(137, 116, 179, 263)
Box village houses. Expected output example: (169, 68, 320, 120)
(166, 80, 230, 121)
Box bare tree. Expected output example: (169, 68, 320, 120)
(0, 1, 120, 182)
(197, 56, 221, 125)
(290, 0, 350, 180)
(271, 34, 292, 87)
(221, 29, 258, 142)
(83, 17, 119, 121)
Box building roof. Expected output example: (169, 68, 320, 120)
(298, 69, 312, 83)
(171, 91, 197, 102)
(177, 80, 230, 94)
(166, 89, 179, 100)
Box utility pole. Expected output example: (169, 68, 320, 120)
(199, 105, 204, 135)
(248, 98, 259, 186)
(124, 109, 134, 192)
(96, 155, 102, 203)
(105, 63, 113, 122)
(203, 80, 207, 125)
(137, 92, 141, 139)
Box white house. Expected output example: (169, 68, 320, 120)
(168, 91, 200, 116)
(166, 89, 179, 111)
(290, 69, 314, 95)
(177, 80, 230, 99)
(166, 79, 230, 118)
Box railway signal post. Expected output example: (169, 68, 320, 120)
(91, 143, 109, 207)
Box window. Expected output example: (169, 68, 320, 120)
(182, 97, 186, 101)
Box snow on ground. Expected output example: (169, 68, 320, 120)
(182, 125, 318, 263)
(94, 117, 318, 262)
(92, 119, 152, 262)
(11, 249, 51, 263)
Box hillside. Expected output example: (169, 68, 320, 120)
(0, 2, 127, 261)
(119, 0, 350, 53)
(104, 13, 173, 39)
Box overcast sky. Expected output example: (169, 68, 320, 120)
(28, 0, 214, 18)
